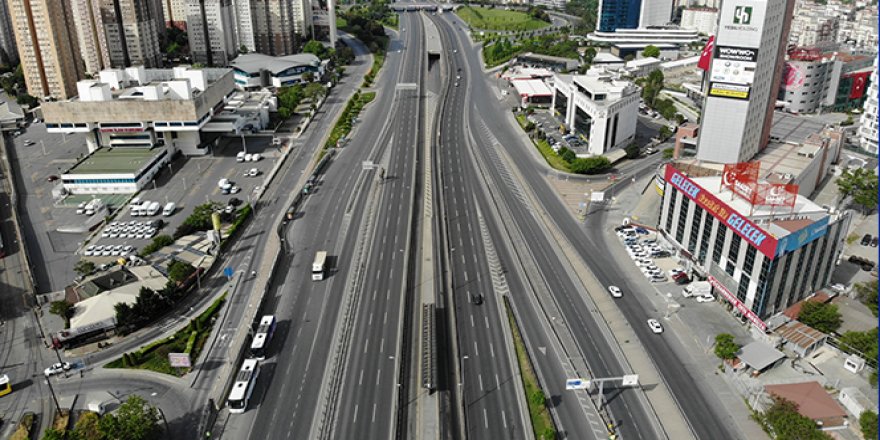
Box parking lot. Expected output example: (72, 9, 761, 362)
(82, 134, 280, 262)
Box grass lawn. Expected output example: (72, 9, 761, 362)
(504, 298, 556, 439)
(535, 139, 571, 172)
(105, 293, 227, 376)
(456, 6, 550, 32)
(325, 91, 376, 149)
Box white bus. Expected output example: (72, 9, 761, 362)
(227, 359, 260, 414)
(250, 315, 276, 360)
(312, 251, 327, 281)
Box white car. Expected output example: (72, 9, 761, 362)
(230, 186, 241, 194)
(250, 153, 262, 162)
(101, 231, 110, 238)
(246, 168, 259, 177)
(647, 319, 663, 334)
(84, 245, 96, 256)
(122, 245, 135, 255)
(44, 362, 71, 377)
(668, 268, 685, 278)
(645, 264, 659, 272)
(608, 286, 623, 298)
(635, 259, 652, 267)
(696, 294, 716, 303)
(650, 275, 667, 283)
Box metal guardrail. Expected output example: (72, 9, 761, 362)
(421, 304, 436, 391)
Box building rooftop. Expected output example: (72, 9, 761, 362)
(625, 57, 661, 68)
(517, 52, 579, 64)
(661, 56, 701, 69)
(776, 320, 827, 351)
(231, 53, 321, 75)
(67, 148, 164, 175)
(764, 382, 847, 421)
(782, 292, 831, 319)
(769, 112, 828, 144)
(738, 341, 785, 371)
(511, 79, 553, 97)
(593, 52, 624, 63)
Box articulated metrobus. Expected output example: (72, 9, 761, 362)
(228, 359, 260, 414)
(250, 315, 276, 360)
(0, 374, 11, 397)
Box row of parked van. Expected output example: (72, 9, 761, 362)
(129, 197, 175, 217)
(236, 152, 262, 162)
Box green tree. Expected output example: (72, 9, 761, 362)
(582, 46, 597, 64)
(658, 126, 672, 140)
(854, 280, 878, 316)
(624, 142, 641, 159)
(797, 301, 842, 334)
(239, 45, 249, 54)
(641, 69, 665, 107)
(662, 148, 674, 159)
(17, 93, 37, 107)
(74, 259, 96, 277)
(860, 410, 878, 440)
(570, 156, 611, 174)
(182, 202, 222, 230)
(304, 82, 326, 108)
(558, 147, 576, 163)
(836, 168, 879, 213)
(642, 45, 661, 58)
(302, 40, 328, 59)
(714, 333, 740, 360)
(70, 411, 102, 440)
(49, 300, 75, 328)
(41, 428, 65, 440)
(98, 395, 161, 440)
(167, 260, 196, 284)
(760, 398, 831, 440)
(132, 287, 170, 321)
(302, 71, 315, 83)
(837, 328, 878, 361)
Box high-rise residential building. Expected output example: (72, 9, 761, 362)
(858, 56, 878, 155)
(0, 0, 17, 65)
(96, 0, 165, 68)
(186, 0, 238, 65)
(8, 0, 85, 99)
(251, 0, 311, 56)
(71, 0, 111, 74)
(233, 0, 255, 53)
(638, 0, 673, 27)
(162, 0, 188, 30)
(681, 7, 718, 35)
(696, 0, 796, 164)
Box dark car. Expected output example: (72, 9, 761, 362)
(861, 234, 872, 246)
(872, 237, 878, 248)
(470, 293, 483, 305)
(46, 175, 59, 182)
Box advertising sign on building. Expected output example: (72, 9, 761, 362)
(755, 183, 799, 207)
(708, 46, 758, 100)
(717, 0, 767, 47)
(708, 276, 768, 331)
(721, 162, 761, 203)
(774, 216, 830, 257)
(665, 164, 778, 257)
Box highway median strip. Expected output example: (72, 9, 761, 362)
(324, 91, 377, 153)
(504, 297, 556, 440)
(105, 292, 227, 376)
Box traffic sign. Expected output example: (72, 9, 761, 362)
(223, 267, 234, 279)
(565, 378, 590, 390)
(622, 374, 639, 387)
(168, 353, 191, 368)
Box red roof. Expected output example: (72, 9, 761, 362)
(764, 382, 847, 421)
(782, 292, 831, 320)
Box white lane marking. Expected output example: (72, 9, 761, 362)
(369, 312, 374, 324)
(380, 338, 385, 353)
(470, 314, 475, 327)
(364, 338, 370, 353)
(372, 404, 377, 423)
(353, 404, 359, 423)
(384, 311, 388, 324)
(359, 369, 364, 385)
(483, 408, 488, 428)
(496, 374, 500, 389)
(484, 316, 489, 329)
(490, 343, 495, 358)
(376, 368, 382, 385)
(479, 373, 484, 391)
(502, 410, 508, 429)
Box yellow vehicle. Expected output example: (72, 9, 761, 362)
(0, 374, 11, 396)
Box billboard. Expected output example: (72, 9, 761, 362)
(717, 0, 767, 47)
(755, 183, 798, 208)
(774, 216, 830, 257)
(708, 46, 759, 100)
(782, 62, 806, 90)
(721, 162, 761, 203)
(665, 164, 778, 258)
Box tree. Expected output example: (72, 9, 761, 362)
(570, 156, 611, 174)
(760, 398, 831, 440)
(302, 71, 315, 83)
(860, 410, 878, 440)
(41, 429, 65, 440)
(658, 126, 672, 140)
(49, 300, 75, 327)
(662, 148, 674, 159)
(582, 46, 597, 64)
(133, 287, 170, 321)
(558, 147, 576, 163)
(302, 40, 328, 59)
(98, 395, 161, 440)
(624, 142, 641, 159)
(74, 260, 96, 277)
(642, 45, 661, 58)
(70, 412, 102, 440)
(797, 301, 842, 334)
(239, 45, 249, 54)
(16, 93, 37, 108)
(854, 280, 878, 316)
(167, 259, 195, 284)
(714, 333, 740, 360)
(115, 302, 137, 329)
(303, 82, 326, 107)
(836, 168, 879, 212)
(837, 328, 878, 361)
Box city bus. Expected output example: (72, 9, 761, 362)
(0, 374, 11, 397)
(312, 251, 327, 281)
(249, 315, 276, 360)
(227, 359, 260, 414)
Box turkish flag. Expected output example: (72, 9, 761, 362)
(698, 36, 715, 71)
(849, 70, 871, 99)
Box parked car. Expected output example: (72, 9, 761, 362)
(44, 362, 71, 377)
(696, 294, 716, 303)
(647, 319, 663, 334)
(861, 234, 872, 246)
(872, 237, 878, 248)
(46, 175, 59, 182)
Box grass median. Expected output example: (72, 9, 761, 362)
(324, 91, 376, 151)
(504, 297, 556, 439)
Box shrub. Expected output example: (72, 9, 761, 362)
(140, 234, 174, 256)
(570, 156, 611, 174)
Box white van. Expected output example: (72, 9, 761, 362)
(162, 202, 176, 216)
(236, 151, 246, 162)
(128, 197, 142, 210)
(146, 201, 161, 216)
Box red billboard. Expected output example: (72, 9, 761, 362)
(721, 162, 761, 204)
(665, 164, 778, 258)
(755, 183, 798, 208)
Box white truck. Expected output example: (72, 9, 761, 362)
(146, 201, 161, 216)
(683, 281, 711, 298)
(312, 251, 327, 281)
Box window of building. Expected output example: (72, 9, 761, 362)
(676, 198, 690, 243)
(736, 273, 750, 302)
(728, 234, 742, 268)
(713, 224, 727, 264)
(688, 205, 704, 255)
(665, 188, 677, 232)
(699, 216, 713, 263)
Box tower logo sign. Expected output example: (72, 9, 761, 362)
(733, 6, 752, 24)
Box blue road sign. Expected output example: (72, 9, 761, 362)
(224, 267, 234, 278)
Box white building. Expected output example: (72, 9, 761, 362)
(680, 7, 718, 36)
(551, 71, 639, 155)
(230, 53, 325, 89)
(696, 0, 795, 164)
(587, 27, 701, 45)
(658, 162, 851, 330)
(234, 0, 256, 53)
(858, 56, 878, 154)
(639, 0, 674, 27)
(187, 0, 238, 65)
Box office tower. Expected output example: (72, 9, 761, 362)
(639, 0, 673, 27)
(186, 0, 238, 65)
(8, 0, 84, 99)
(0, 0, 17, 64)
(597, 0, 642, 32)
(696, 0, 796, 164)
